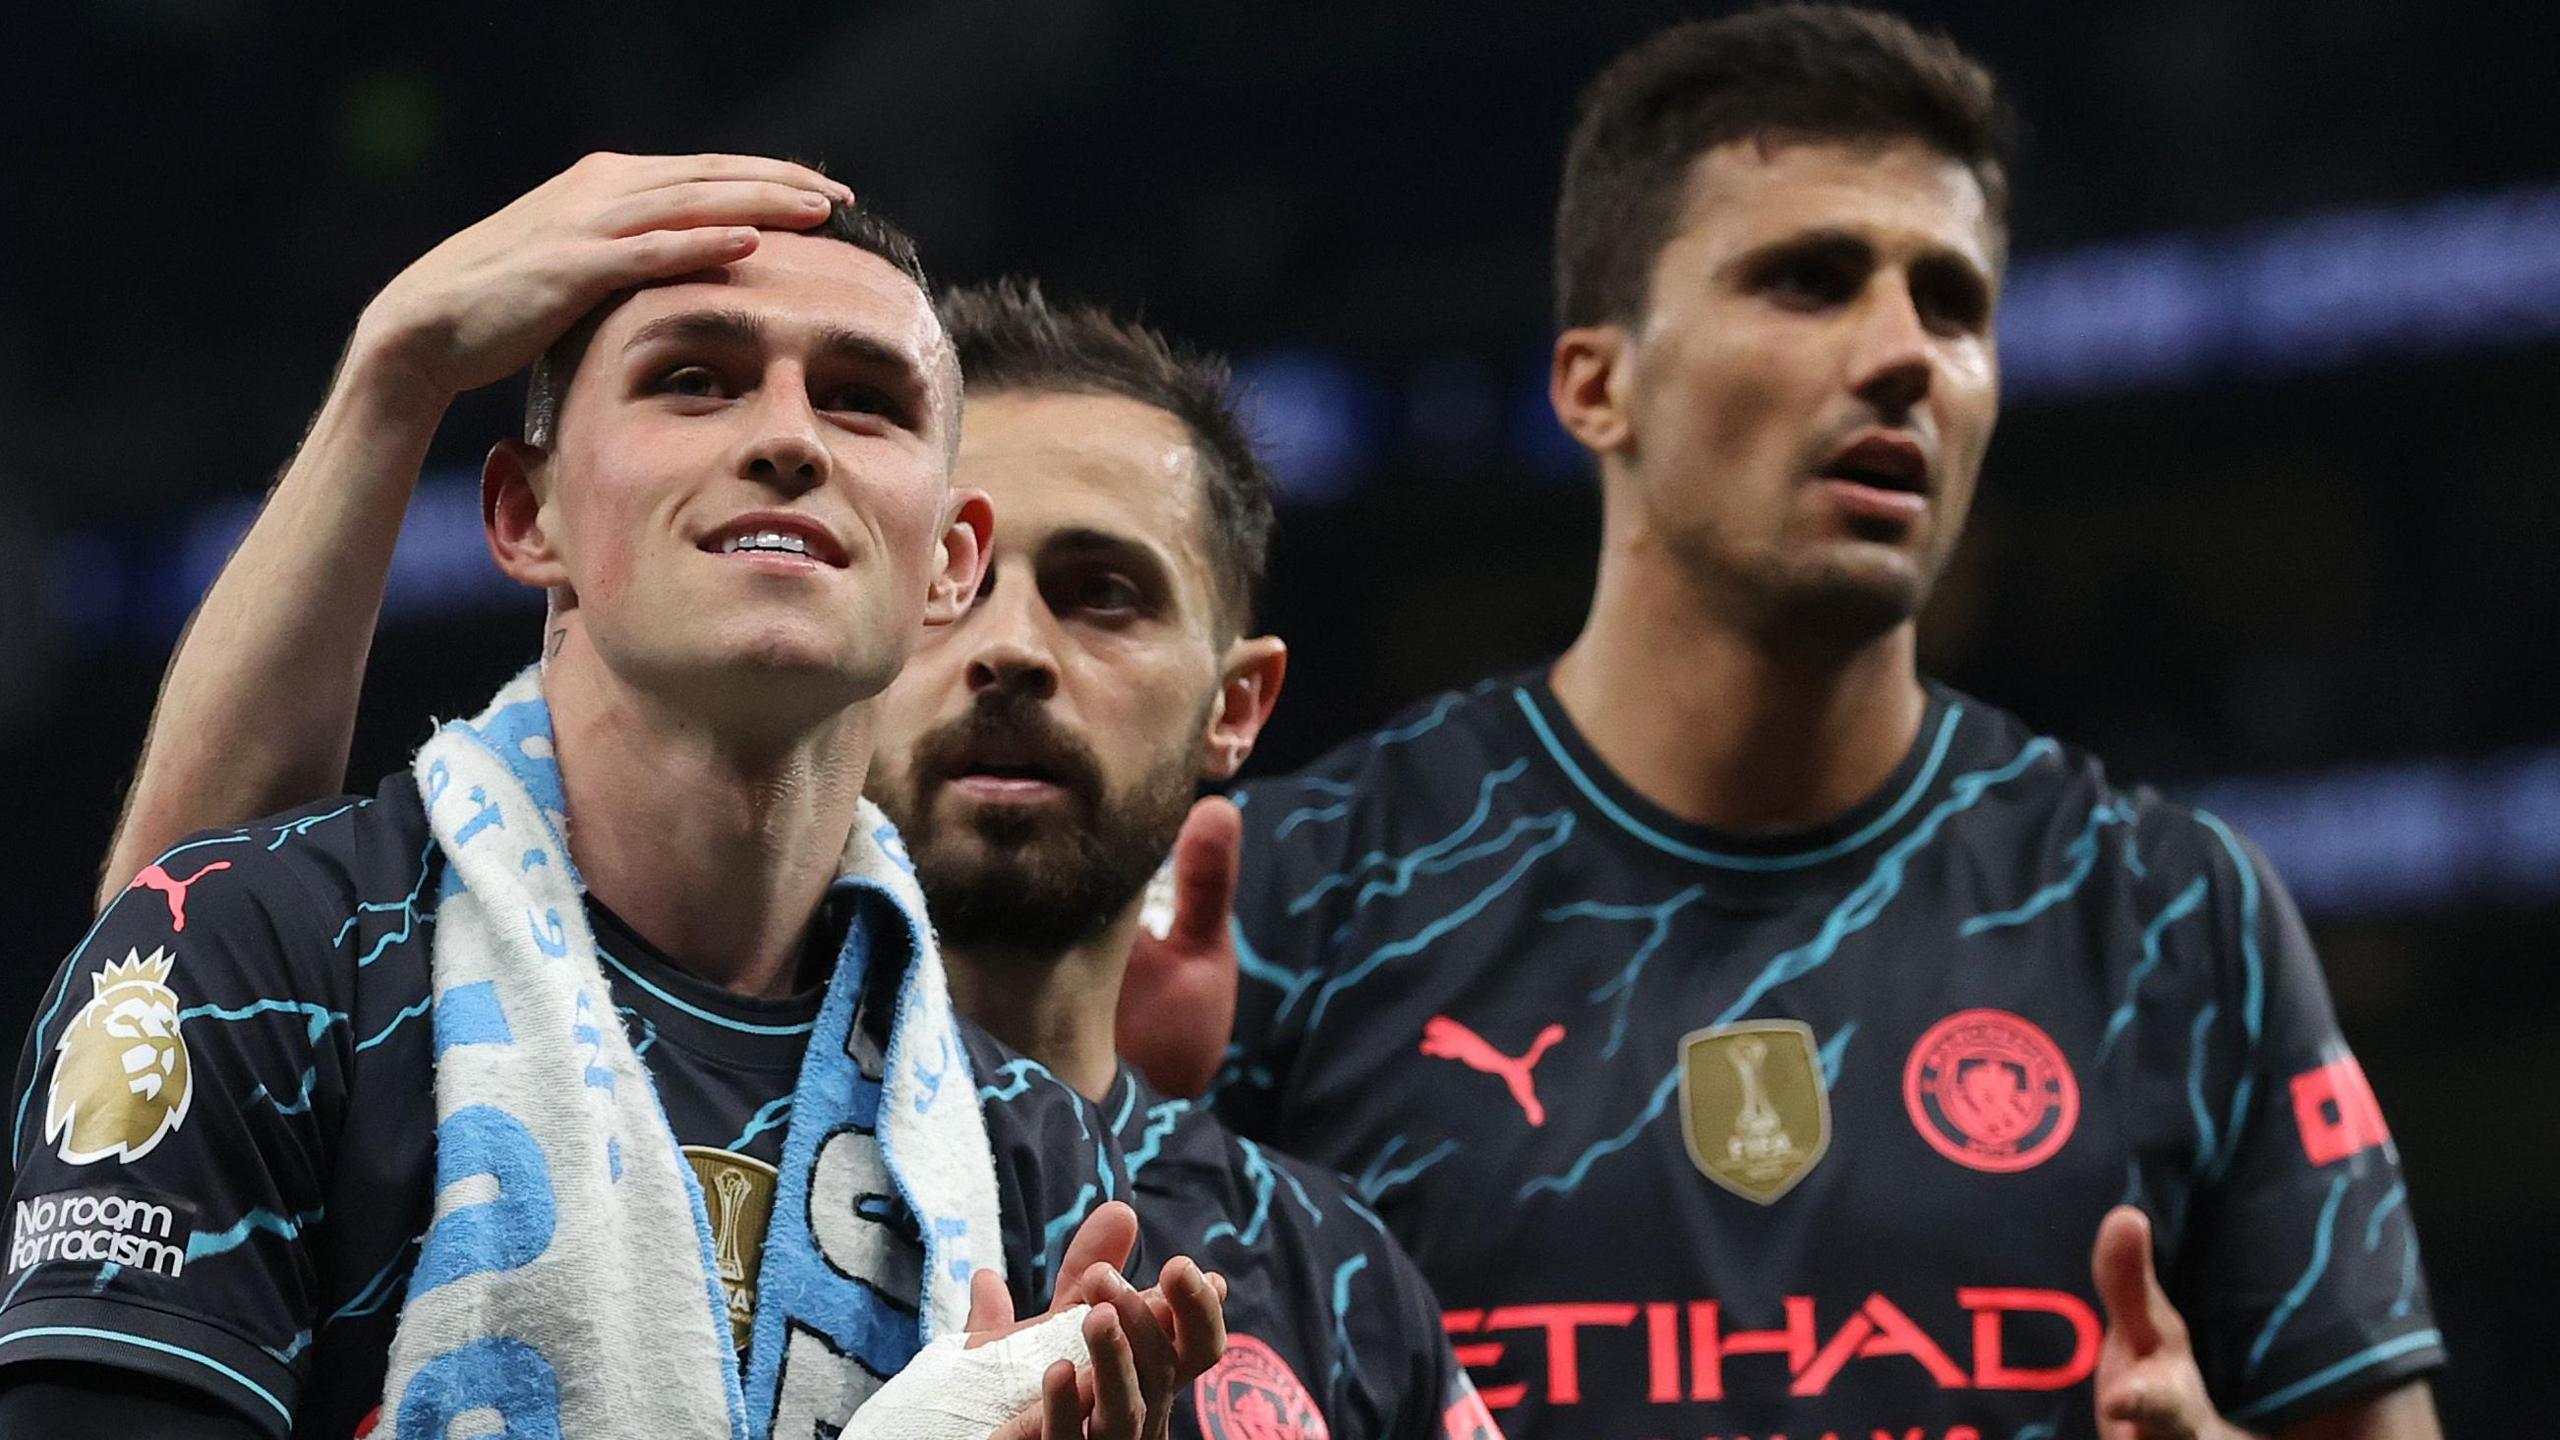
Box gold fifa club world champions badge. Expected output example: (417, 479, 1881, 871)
(1679, 1019, 1832, 1204)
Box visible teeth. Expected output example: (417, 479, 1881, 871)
(719, 530, 813, 556)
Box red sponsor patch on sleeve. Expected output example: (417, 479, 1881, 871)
(2290, 1054, 2390, 1165)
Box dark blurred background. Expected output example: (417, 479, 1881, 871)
(1, 1, 2551, 1428)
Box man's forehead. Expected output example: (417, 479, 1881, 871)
(603, 232, 943, 359)
(958, 392, 1207, 551)
(1677, 137, 1998, 269)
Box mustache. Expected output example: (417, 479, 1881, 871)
(907, 691, 1105, 804)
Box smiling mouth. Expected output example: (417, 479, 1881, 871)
(697, 516, 851, 568)
(716, 530, 816, 558)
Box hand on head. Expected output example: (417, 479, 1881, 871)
(352, 152, 854, 402)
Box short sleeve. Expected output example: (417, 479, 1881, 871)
(0, 832, 348, 1436)
(2169, 814, 2444, 1429)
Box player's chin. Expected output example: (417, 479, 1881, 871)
(1768, 545, 1932, 633)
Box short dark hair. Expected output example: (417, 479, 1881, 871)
(937, 278, 1276, 637)
(1554, 3, 2016, 329)
(523, 200, 942, 449)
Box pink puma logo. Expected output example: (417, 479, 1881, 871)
(127, 860, 233, 932)
(1420, 1015, 1566, 1127)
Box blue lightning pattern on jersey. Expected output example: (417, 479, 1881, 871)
(2186, 1003, 2223, 1174)
(1371, 694, 1463, 747)
(331, 839, 436, 967)
(326, 1241, 418, 1325)
(1289, 762, 1530, 917)
(1960, 798, 2136, 935)
(618, 1006, 659, 1059)
(2355, 1178, 2416, 1311)
(2099, 876, 2210, 1062)
(2197, 811, 2269, 1182)
(1327, 1253, 1369, 1388)
(1549, 885, 1708, 1059)
(188, 1205, 327, 1264)
(1237, 922, 1322, 1023)
(354, 994, 434, 1052)
(1355, 1136, 1460, 1205)
(1306, 811, 1575, 1032)
(1198, 1044, 1275, 1110)
(728, 1096, 793, 1151)
(979, 1057, 1043, 1103)
(1817, 1021, 1858, 1086)
(1034, 1182, 1100, 1290)
(1521, 738, 2057, 1200)
(244, 1068, 324, 1117)
(181, 998, 346, 1045)
(1120, 1099, 1190, 1182)
(2248, 1172, 2352, 1374)
(1206, 1137, 1322, 1248)
(266, 801, 368, 850)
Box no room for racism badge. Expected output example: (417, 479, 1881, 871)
(1903, 1008, 2079, 1173)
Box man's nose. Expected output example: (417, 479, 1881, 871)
(964, 572, 1060, 702)
(736, 383, 831, 495)
(1847, 278, 1936, 420)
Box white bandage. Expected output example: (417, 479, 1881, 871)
(838, 1305, 1096, 1440)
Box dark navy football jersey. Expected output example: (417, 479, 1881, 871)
(1072, 1062, 1495, 1440)
(0, 773, 1117, 1439)
(1218, 673, 2443, 1440)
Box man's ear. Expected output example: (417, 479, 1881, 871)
(1550, 323, 1636, 456)
(1200, 635, 1287, 783)
(923, 487, 994, 628)
(483, 439, 571, 590)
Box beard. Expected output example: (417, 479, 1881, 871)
(876, 690, 1202, 959)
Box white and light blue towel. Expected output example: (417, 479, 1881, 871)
(376, 666, 1004, 1439)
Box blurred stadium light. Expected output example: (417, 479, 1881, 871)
(2001, 181, 2560, 395)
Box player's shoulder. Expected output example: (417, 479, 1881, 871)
(1938, 686, 2238, 856)
(122, 774, 426, 925)
(1234, 671, 1535, 862)
(1941, 686, 2286, 934)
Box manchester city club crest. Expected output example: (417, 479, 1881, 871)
(1902, 1008, 2079, 1173)
(1194, 1333, 1329, 1440)
(685, 1146, 779, 1352)
(1679, 1019, 1831, 1204)
(46, 947, 194, 1166)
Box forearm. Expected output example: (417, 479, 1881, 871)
(101, 345, 449, 903)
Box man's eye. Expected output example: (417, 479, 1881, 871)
(1073, 574, 1142, 614)
(1912, 270, 1992, 337)
(661, 366, 726, 398)
(822, 385, 901, 420)
(1761, 257, 1856, 307)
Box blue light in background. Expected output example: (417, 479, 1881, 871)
(2194, 748, 2560, 918)
(2001, 181, 2560, 395)
(1233, 350, 1385, 504)
(132, 470, 532, 638)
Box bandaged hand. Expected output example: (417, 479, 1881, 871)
(948, 1201, 1229, 1440)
